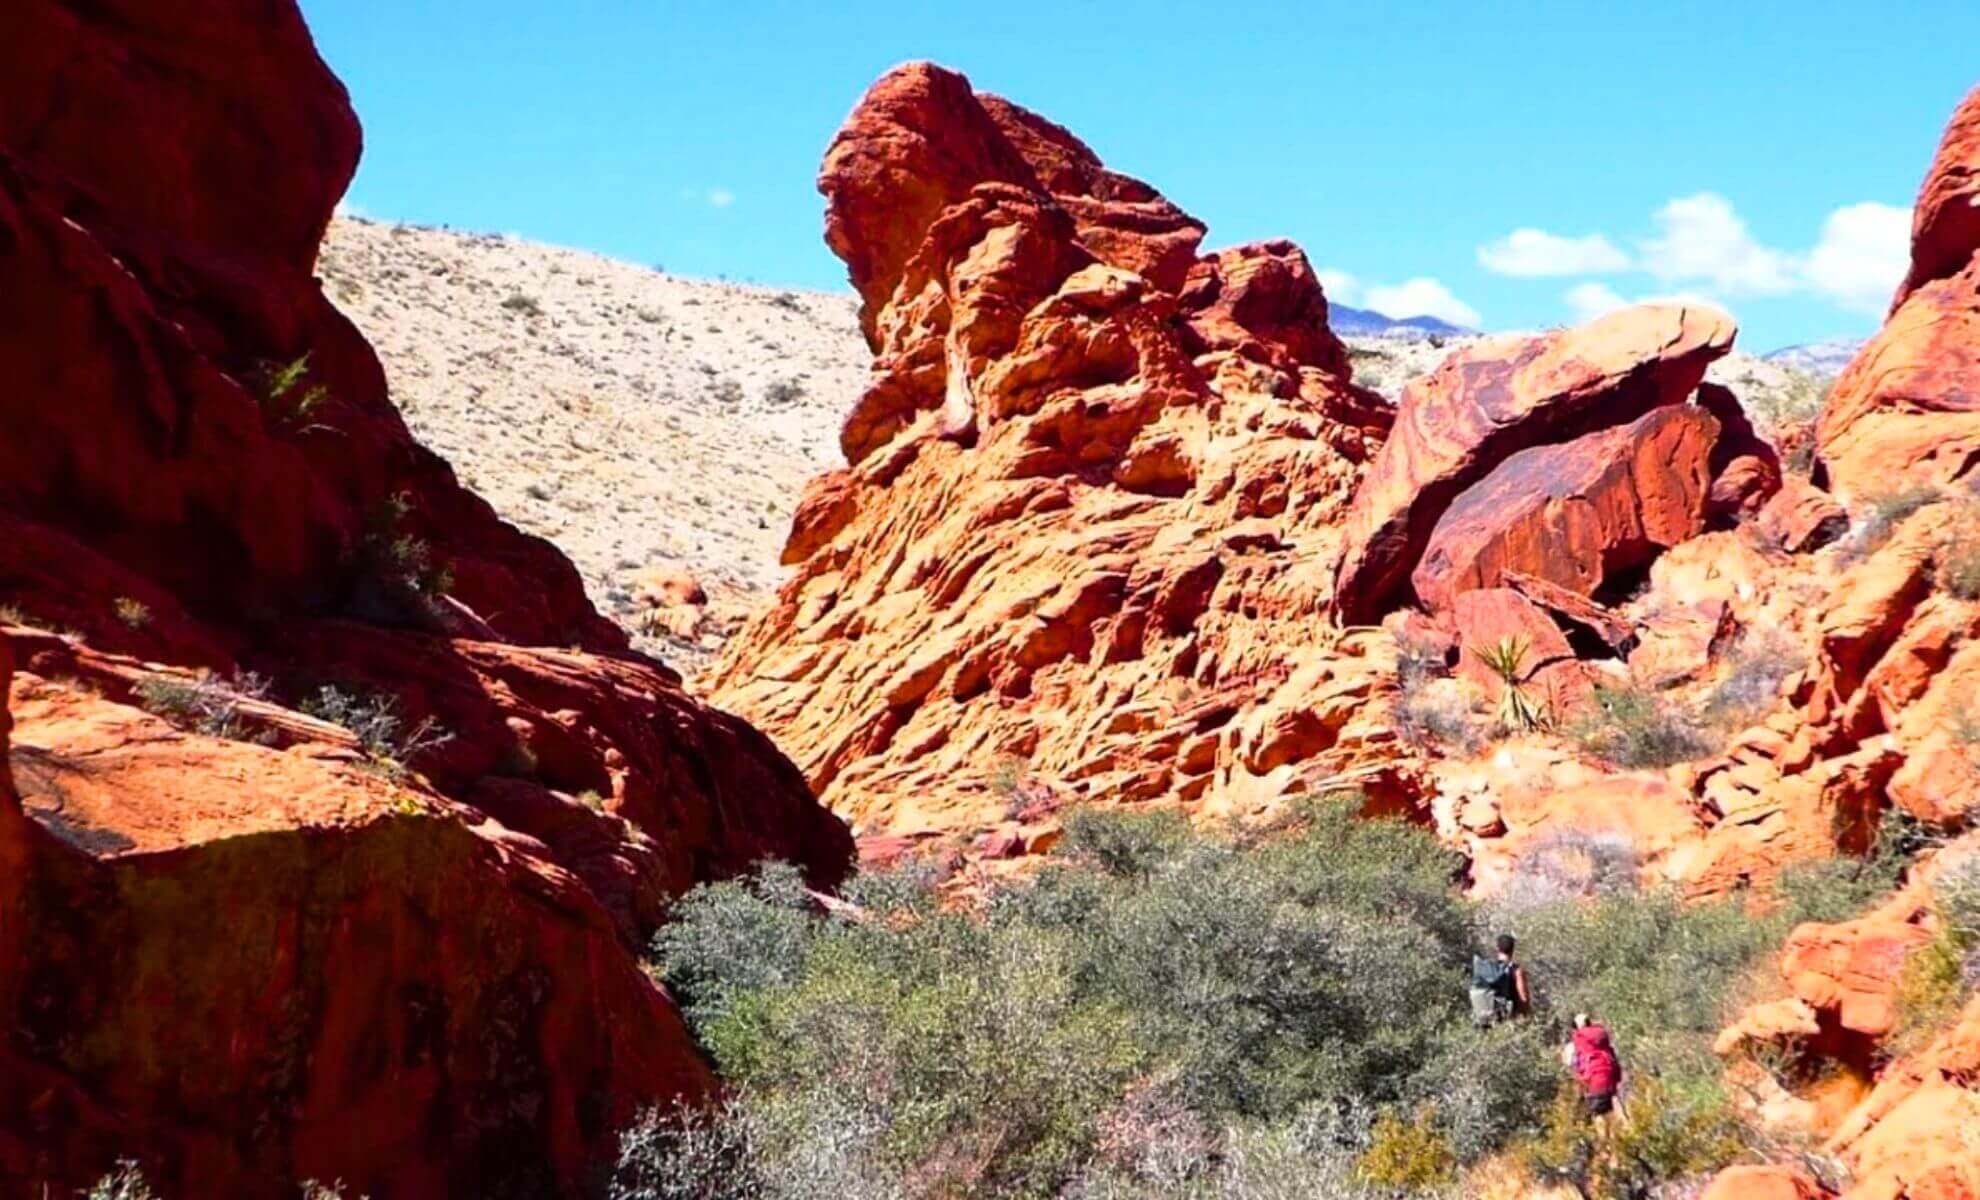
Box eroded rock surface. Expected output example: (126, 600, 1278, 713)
(710, 62, 1411, 838)
(1819, 86, 1980, 503)
(1331, 305, 1737, 623)
(0, 3, 848, 1195)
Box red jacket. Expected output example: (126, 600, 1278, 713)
(1572, 1025, 1621, 1096)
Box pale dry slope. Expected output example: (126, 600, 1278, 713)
(323, 217, 1829, 671)
(319, 216, 864, 671)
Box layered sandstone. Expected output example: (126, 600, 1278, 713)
(1819, 86, 1980, 503)
(0, 3, 848, 1195)
(1331, 305, 1738, 624)
(710, 62, 1410, 836)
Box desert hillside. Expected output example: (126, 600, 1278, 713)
(319, 217, 863, 669)
(325, 217, 1829, 672)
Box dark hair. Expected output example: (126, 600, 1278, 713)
(1496, 933, 1517, 956)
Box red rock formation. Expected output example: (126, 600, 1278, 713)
(1331, 305, 1736, 623)
(0, 665, 715, 1198)
(1758, 477, 1852, 554)
(1895, 87, 1980, 310)
(1712, 839, 1980, 1200)
(1820, 87, 1980, 503)
(710, 63, 1413, 837)
(0, 3, 849, 1195)
(1449, 588, 1597, 720)
(1700, 1165, 1830, 1200)
(1412, 403, 1722, 613)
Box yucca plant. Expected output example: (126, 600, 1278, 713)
(1472, 635, 1550, 733)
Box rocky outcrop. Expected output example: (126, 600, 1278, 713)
(1331, 305, 1738, 624)
(1819, 86, 1980, 503)
(1712, 839, 1980, 1200)
(710, 63, 1412, 837)
(0, 664, 715, 1198)
(1411, 402, 1722, 613)
(0, 3, 848, 1195)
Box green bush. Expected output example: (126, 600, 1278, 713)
(646, 801, 1857, 1197)
(1357, 1106, 1457, 1189)
(298, 685, 451, 777)
(133, 671, 274, 744)
(1570, 685, 1714, 768)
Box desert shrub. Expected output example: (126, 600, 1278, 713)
(298, 685, 451, 776)
(1846, 484, 1944, 555)
(257, 352, 330, 422)
(1498, 829, 1641, 908)
(1570, 685, 1714, 768)
(84, 1162, 156, 1200)
(133, 671, 273, 743)
(112, 597, 152, 629)
(1356, 1106, 1456, 1189)
(1414, 1020, 1560, 1160)
(1393, 635, 1483, 754)
(1496, 883, 1782, 1053)
(357, 492, 454, 600)
(1513, 1077, 1746, 1200)
(711, 378, 745, 405)
(763, 379, 806, 406)
(1057, 807, 1193, 879)
(501, 293, 543, 316)
(653, 804, 1494, 1196)
(1934, 501, 1980, 599)
(608, 1102, 767, 1200)
(1772, 811, 1916, 925)
(1703, 629, 1806, 727)
(654, 803, 1814, 1196)
(1894, 851, 1980, 1046)
(652, 861, 820, 1032)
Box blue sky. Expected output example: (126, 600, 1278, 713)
(305, 1, 1979, 353)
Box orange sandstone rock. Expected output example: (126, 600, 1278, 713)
(1820, 87, 1980, 503)
(0, 3, 850, 1194)
(1332, 304, 1736, 622)
(709, 63, 1411, 837)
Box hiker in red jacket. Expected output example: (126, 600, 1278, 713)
(1563, 1012, 1625, 1133)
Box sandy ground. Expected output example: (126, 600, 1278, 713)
(323, 217, 1825, 673)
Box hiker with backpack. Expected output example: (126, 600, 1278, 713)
(1563, 1012, 1625, 1133)
(1468, 933, 1531, 1026)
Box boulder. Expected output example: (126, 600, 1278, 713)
(1699, 1165, 1830, 1200)
(1819, 86, 1980, 503)
(709, 63, 1415, 838)
(0, 671, 713, 1198)
(1332, 304, 1736, 623)
(1411, 402, 1721, 611)
(1758, 476, 1851, 553)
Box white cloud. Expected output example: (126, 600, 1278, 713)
(1804, 201, 1910, 313)
(1478, 229, 1631, 277)
(1638, 192, 1798, 296)
(706, 187, 735, 208)
(1364, 277, 1482, 328)
(1317, 268, 1362, 306)
(1564, 282, 1629, 322)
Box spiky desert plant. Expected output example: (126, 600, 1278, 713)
(1472, 636, 1550, 733)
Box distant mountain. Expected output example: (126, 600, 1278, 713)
(1764, 338, 1866, 378)
(1329, 303, 1472, 339)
